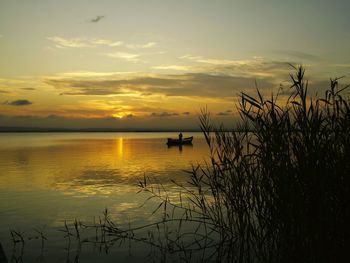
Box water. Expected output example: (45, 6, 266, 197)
(0, 132, 209, 262)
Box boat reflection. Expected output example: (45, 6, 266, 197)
(167, 143, 193, 152)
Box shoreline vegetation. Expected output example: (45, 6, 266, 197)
(3, 66, 350, 262)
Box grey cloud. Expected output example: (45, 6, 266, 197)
(180, 56, 296, 79)
(211, 61, 294, 81)
(46, 73, 274, 98)
(60, 89, 118, 96)
(277, 50, 321, 61)
(150, 112, 179, 117)
(46, 59, 307, 99)
(4, 99, 32, 106)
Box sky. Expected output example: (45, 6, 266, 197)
(0, 0, 350, 130)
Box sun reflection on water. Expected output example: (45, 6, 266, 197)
(0, 133, 208, 260)
(0, 133, 207, 195)
(117, 137, 123, 158)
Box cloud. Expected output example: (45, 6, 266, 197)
(176, 55, 297, 82)
(91, 39, 123, 47)
(179, 55, 202, 61)
(182, 112, 191, 115)
(89, 15, 105, 23)
(47, 36, 123, 49)
(150, 112, 179, 117)
(180, 54, 242, 65)
(126, 42, 156, 49)
(179, 55, 303, 76)
(47, 37, 94, 48)
(152, 65, 192, 71)
(105, 52, 141, 62)
(193, 57, 248, 66)
(273, 50, 321, 61)
(153, 58, 290, 77)
(47, 37, 157, 52)
(45, 72, 274, 98)
(333, 64, 350, 69)
(4, 99, 32, 106)
(21, 87, 36, 91)
(59, 71, 134, 77)
(0, 89, 9, 94)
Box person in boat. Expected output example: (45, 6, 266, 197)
(178, 132, 183, 142)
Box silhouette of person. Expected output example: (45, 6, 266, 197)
(179, 132, 183, 141)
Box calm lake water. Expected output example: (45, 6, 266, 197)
(0, 132, 209, 262)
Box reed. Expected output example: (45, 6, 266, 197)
(135, 65, 350, 262)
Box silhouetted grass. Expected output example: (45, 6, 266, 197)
(133, 66, 350, 262)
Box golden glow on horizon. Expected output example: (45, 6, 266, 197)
(113, 113, 124, 119)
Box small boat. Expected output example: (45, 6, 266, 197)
(167, 136, 193, 146)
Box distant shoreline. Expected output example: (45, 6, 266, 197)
(0, 127, 203, 133)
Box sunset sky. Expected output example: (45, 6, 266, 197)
(1, 0, 349, 130)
